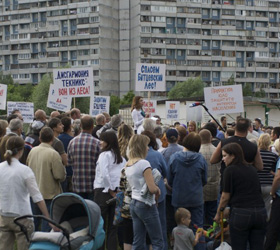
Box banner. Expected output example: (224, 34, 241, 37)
(204, 85, 244, 114)
(166, 101, 180, 120)
(0, 84, 7, 110)
(7, 102, 34, 123)
(143, 99, 157, 117)
(90, 96, 110, 117)
(135, 63, 166, 91)
(47, 84, 72, 112)
(53, 67, 94, 97)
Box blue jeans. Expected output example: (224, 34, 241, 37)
(230, 207, 267, 250)
(265, 195, 280, 250)
(175, 205, 205, 250)
(31, 199, 52, 232)
(204, 200, 217, 226)
(130, 199, 163, 250)
(158, 199, 168, 250)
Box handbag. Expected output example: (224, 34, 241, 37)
(113, 191, 124, 226)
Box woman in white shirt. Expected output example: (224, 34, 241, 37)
(125, 134, 163, 250)
(131, 96, 148, 134)
(0, 136, 52, 250)
(94, 131, 126, 250)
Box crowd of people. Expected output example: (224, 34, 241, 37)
(0, 96, 280, 250)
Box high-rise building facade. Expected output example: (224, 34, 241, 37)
(1, 0, 280, 98)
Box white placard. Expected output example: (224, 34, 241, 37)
(135, 63, 166, 91)
(0, 84, 7, 110)
(53, 67, 94, 98)
(7, 102, 34, 123)
(143, 99, 157, 117)
(186, 102, 203, 122)
(47, 84, 72, 112)
(90, 96, 110, 117)
(166, 101, 180, 120)
(204, 85, 244, 114)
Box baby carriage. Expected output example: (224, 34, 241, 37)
(14, 193, 105, 250)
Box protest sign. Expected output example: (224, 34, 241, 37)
(135, 63, 166, 91)
(0, 84, 7, 110)
(204, 85, 244, 114)
(90, 96, 110, 116)
(7, 102, 34, 123)
(47, 84, 72, 112)
(53, 67, 94, 98)
(166, 101, 180, 120)
(143, 99, 157, 117)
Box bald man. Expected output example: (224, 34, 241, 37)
(92, 114, 105, 139)
(50, 111, 60, 119)
(25, 109, 47, 148)
(34, 109, 47, 122)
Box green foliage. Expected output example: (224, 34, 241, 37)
(0, 72, 34, 115)
(254, 84, 266, 98)
(110, 95, 121, 115)
(243, 83, 253, 97)
(120, 90, 135, 105)
(74, 97, 90, 114)
(32, 73, 53, 114)
(168, 77, 204, 99)
(224, 75, 235, 86)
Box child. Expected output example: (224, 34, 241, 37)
(171, 208, 202, 250)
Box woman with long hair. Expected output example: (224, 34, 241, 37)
(141, 130, 168, 250)
(214, 143, 266, 250)
(118, 124, 134, 160)
(125, 134, 163, 250)
(131, 96, 148, 134)
(188, 120, 197, 133)
(0, 137, 53, 250)
(94, 131, 126, 250)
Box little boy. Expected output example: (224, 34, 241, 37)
(171, 208, 202, 250)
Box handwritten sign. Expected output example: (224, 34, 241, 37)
(143, 99, 157, 117)
(0, 84, 7, 110)
(166, 101, 180, 120)
(204, 85, 244, 114)
(7, 102, 34, 123)
(90, 96, 110, 116)
(47, 84, 72, 112)
(135, 63, 166, 91)
(53, 67, 94, 97)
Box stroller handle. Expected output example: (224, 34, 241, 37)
(14, 215, 72, 250)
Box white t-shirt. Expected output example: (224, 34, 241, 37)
(0, 158, 43, 217)
(131, 109, 144, 131)
(94, 151, 126, 192)
(125, 159, 155, 204)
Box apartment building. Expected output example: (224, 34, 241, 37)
(1, 0, 280, 98)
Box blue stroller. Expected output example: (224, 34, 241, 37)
(14, 193, 105, 250)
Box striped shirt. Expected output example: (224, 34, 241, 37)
(68, 132, 100, 193)
(258, 150, 278, 185)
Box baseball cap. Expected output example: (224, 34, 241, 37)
(166, 128, 178, 139)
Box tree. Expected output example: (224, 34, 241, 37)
(168, 77, 204, 99)
(120, 90, 135, 105)
(224, 75, 235, 86)
(243, 83, 253, 97)
(254, 84, 266, 98)
(0, 72, 34, 115)
(32, 73, 53, 114)
(110, 95, 120, 115)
